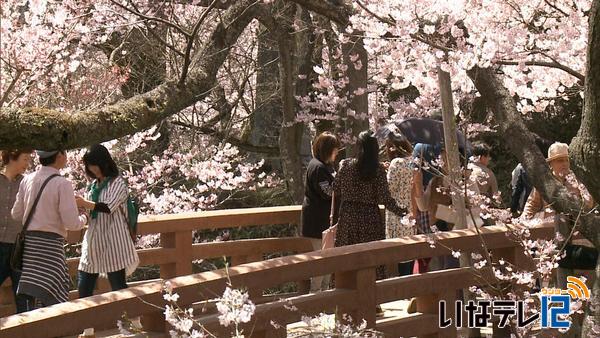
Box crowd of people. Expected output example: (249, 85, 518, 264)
(301, 130, 596, 302)
(0, 145, 138, 313)
(0, 130, 595, 315)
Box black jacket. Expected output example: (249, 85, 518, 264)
(301, 158, 335, 238)
(510, 163, 532, 213)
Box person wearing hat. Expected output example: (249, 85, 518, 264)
(522, 142, 594, 220)
(11, 149, 88, 310)
(522, 142, 595, 293)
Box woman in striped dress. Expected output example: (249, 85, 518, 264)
(75, 144, 139, 297)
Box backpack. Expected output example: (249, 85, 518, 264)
(122, 178, 140, 242)
(125, 194, 140, 241)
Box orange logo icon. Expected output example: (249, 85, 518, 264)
(566, 276, 590, 300)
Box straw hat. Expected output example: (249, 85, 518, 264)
(546, 142, 569, 162)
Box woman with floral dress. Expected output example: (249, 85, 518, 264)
(331, 131, 407, 280)
(384, 133, 415, 276)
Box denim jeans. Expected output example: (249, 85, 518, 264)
(0, 242, 32, 313)
(77, 269, 128, 298)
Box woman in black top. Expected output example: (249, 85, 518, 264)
(301, 132, 340, 291)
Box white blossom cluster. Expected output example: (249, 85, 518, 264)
(215, 287, 256, 328)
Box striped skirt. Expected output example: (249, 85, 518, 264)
(17, 231, 70, 306)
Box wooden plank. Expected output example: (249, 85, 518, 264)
(376, 268, 480, 303)
(138, 206, 302, 235)
(192, 237, 313, 260)
(66, 248, 177, 275)
(61, 328, 166, 338)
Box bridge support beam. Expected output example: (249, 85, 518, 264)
(161, 231, 193, 278)
(335, 267, 377, 327)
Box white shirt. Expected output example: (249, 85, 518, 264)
(11, 166, 86, 238)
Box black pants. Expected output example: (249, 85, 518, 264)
(0, 242, 31, 313)
(78, 269, 128, 298)
(398, 261, 414, 276)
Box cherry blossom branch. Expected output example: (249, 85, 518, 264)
(0, 69, 22, 107)
(142, 21, 186, 57)
(0, 0, 260, 149)
(466, 65, 600, 243)
(543, 0, 570, 17)
(109, 0, 191, 38)
(355, 0, 395, 25)
(180, 0, 219, 85)
(496, 59, 585, 82)
(171, 120, 280, 154)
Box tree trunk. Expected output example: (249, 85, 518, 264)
(340, 32, 369, 155)
(574, 1, 600, 336)
(570, 0, 600, 204)
(277, 31, 304, 203)
(246, 23, 282, 169)
(437, 66, 468, 229)
(254, 4, 306, 204)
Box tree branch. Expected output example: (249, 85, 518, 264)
(496, 59, 585, 82)
(286, 0, 351, 26)
(171, 120, 280, 154)
(180, 0, 219, 85)
(109, 0, 191, 38)
(0, 69, 22, 107)
(0, 0, 260, 149)
(355, 0, 395, 25)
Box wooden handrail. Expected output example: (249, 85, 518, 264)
(0, 223, 555, 338)
(0, 206, 305, 317)
(137, 205, 302, 235)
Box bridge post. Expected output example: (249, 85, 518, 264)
(416, 294, 439, 338)
(160, 230, 193, 278)
(335, 267, 377, 328)
(231, 253, 264, 299)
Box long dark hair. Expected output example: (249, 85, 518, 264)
(356, 131, 379, 180)
(83, 144, 119, 179)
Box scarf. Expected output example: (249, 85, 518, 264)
(89, 177, 112, 219)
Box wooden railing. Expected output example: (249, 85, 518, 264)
(0, 209, 556, 338)
(0, 206, 310, 317)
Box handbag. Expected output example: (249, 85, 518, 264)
(10, 174, 60, 271)
(558, 244, 598, 270)
(321, 224, 337, 250)
(435, 204, 484, 228)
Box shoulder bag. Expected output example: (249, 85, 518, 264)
(10, 174, 60, 270)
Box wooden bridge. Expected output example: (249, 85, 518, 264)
(0, 206, 555, 337)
